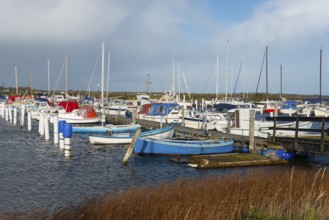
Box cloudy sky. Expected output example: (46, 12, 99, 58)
(1, 0, 329, 95)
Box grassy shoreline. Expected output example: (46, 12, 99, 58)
(2, 166, 329, 219)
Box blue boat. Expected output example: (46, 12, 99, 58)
(133, 138, 234, 155)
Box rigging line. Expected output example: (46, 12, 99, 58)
(51, 58, 66, 97)
(202, 56, 217, 93)
(233, 60, 243, 94)
(87, 46, 102, 94)
(255, 49, 266, 94)
(181, 72, 192, 102)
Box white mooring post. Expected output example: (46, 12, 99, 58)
(39, 113, 45, 135)
(13, 108, 17, 125)
(5, 107, 9, 121)
(249, 110, 255, 151)
(53, 116, 59, 145)
(27, 111, 32, 131)
(1, 102, 4, 118)
(44, 115, 50, 140)
(20, 104, 26, 128)
(63, 123, 72, 157)
(8, 106, 12, 123)
(59, 121, 66, 149)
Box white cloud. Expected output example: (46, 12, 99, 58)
(0, 0, 130, 42)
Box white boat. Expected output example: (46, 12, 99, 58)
(52, 105, 102, 124)
(314, 106, 329, 117)
(180, 111, 227, 130)
(216, 108, 314, 138)
(89, 125, 174, 145)
(72, 124, 141, 133)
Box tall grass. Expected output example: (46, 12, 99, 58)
(2, 167, 329, 220)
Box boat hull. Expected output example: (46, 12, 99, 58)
(133, 139, 234, 155)
(89, 125, 174, 144)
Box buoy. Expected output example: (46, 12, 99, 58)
(58, 120, 66, 149)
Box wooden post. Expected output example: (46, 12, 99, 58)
(272, 116, 277, 142)
(122, 128, 141, 165)
(181, 107, 185, 127)
(227, 112, 231, 134)
(132, 109, 136, 124)
(249, 110, 255, 151)
(321, 117, 325, 153)
(294, 117, 299, 149)
(274, 102, 278, 117)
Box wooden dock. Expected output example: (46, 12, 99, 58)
(186, 152, 287, 169)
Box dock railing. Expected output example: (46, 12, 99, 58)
(266, 116, 329, 153)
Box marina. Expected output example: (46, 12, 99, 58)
(1, 101, 329, 214)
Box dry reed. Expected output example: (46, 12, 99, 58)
(2, 167, 329, 220)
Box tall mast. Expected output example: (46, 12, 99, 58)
(320, 48, 322, 100)
(101, 42, 105, 126)
(172, 57, 175, 95)
(106, 49, 110, 102)
(216, 55, 219, 100)
(242, 58, 245, 99)
(225, 40, 229, 101)
(280, 64, 282, 98)
(178, 61, 180, 100)
(48, 59, 50, 95)
(30, 74, 33, 97)
(65, 56, 68, 97)
(265, 46, 268, 99)
(15, 65, 18, 95)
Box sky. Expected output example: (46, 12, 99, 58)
(1, 0, 329, 95)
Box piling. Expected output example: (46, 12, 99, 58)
(1, 102, 4, 118)
(63, 123, 72, 157)
(8, 106, 12, 123)
(27, 111, 32, 131)
(53, 116, 59, 144)
(13, 108, 17, 125)
(5, 107, 8, 121)
(249, 110, 255, 151)
(39, 113, 44, 135)
(20, 104, 25, 128)
(59, 120, 66, 149)
(44, 115, 50, 140)
(122, 128, 141, 165)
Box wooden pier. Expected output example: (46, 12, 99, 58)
(106, 114, 329, 156)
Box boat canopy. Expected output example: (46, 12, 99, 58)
(57, 101, 79, 112)
(147, 102, 180, 116)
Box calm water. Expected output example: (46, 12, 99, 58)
(0, 116, 328, 213)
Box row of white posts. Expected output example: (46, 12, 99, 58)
(0, 103, 73, 157)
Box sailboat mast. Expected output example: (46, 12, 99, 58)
(106, 49, 110, 102)
(178, 61, 180, 101)
(30, 74, 33, 97)
(101, 42, 105, 126)
(216, 55, 219, 100)
(320, 48, 322, 100)
(48, 59, 50, 95)
(65, 56, 68, 97)
(265, 46, 268, 99)
(280, 64, 282, 98)
(242, 58, 245, 99)
(172, 57, 175, 95)
(225, 40, 229, 101)
(15, 65, 18, 95)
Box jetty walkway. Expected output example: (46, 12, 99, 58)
(106, 114, 329, 156)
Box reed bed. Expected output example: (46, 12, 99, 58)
(2, 166, 329, 220)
